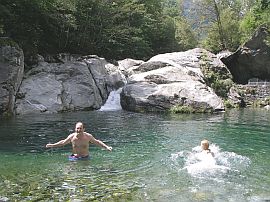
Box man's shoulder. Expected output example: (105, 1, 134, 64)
(83, 132, 94, 139)
(68, 133, 76, 138)
(83, 132, 93, 136)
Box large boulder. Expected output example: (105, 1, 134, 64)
(104, 63, 127, 90)
(0, 38, 24, 116)
(120, 48, 229, 113)
(117, 58, 145, 77)
(221, 26, 270, 84)
(15, 55, 124, 115)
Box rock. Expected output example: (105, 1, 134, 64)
(0, 37, 24, 116)
(117, 58, 144, 77)
(227, 86, 246, 107)
(118, 58, 144, 71)
(105, 63, 127, 89)
(221, 26, 270, 84)
(15, 56, 122, 115)
(216, 50, 232, 59)
(0, 196, 9, 202)
(121, 48, 226, 113)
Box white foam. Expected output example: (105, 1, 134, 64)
(171, 144, 250, 178)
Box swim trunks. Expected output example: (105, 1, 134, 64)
(68, 154, 90, 161)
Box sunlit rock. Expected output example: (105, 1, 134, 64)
(15, 55, 125, 115)
(121, 48, 229, 113)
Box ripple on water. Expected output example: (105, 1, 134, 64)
(0, 109, 270, 201)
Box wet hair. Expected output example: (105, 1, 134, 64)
(201, 139, 210, 150)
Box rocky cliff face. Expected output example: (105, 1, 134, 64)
(221, 26, 270, 84)
(0, 44, 234, 115)
(0, 38, 24, 115)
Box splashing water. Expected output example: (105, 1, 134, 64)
(171, 144, 251, 178)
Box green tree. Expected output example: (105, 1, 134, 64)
(0, 0, 77, 60)
(201, 7, 241, 52)
(0, 0, 200, 61)
(240, 0, 270, 43)
(102, 1, 153, 59)
(161, 0, 198, 51)
(184, 0, 255, 52)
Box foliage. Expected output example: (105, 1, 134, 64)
(224, 99, 234, 108)
(0, 0, 77, 59)
(0, 37, 19, 48)
(201, 7, 241, 53)
(181, 0, 266, 53)
(0, 0, 192, 62)
(170, 105, 195, 113)
(0, 0, 268, 62)
(175, 17, 198, 50)
(252, 97, 270, 107)
(210, 79, 234, 98)
(169, 104, 214, 113)
(200, 51, 233, 98)
(162, 0, 198, 51)
(239, 0, 270, 43)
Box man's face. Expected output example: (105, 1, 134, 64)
(75, 123, 84, 134)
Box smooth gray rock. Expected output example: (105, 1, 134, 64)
(121, 48, 226, 113)
(15, 55, 123, 115)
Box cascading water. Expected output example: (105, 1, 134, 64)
(99, 88, 122, 111)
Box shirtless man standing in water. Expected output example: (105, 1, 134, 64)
(46, 122, 112, 159)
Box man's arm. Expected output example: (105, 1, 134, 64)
(46, 134, 73, 148)
(87, 133, 112, 151)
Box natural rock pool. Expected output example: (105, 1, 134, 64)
(0, 109, 269, 201)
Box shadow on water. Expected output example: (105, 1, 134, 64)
(0, 109, 270, 201)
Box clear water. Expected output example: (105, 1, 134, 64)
(0, 109, 269, 201)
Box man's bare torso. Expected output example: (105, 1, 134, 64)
(70, 132, 90, 157)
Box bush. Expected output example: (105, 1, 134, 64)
(169, 105, 194, 114)
(200, 52, 233, 98)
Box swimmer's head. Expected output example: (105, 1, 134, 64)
(75, 122, 85, 134)
(201, 139, 210, 150)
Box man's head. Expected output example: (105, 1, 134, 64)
(75, 122, 84, 134)
(201, 139, 210, 150)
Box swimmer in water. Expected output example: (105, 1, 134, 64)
(46, 122, 112, 160)
(201, 139, 214, 157)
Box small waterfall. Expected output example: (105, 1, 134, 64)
(99, 88, 122, 111)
